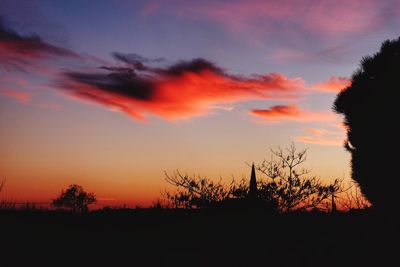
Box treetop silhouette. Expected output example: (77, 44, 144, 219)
(334, 37, 400, 211)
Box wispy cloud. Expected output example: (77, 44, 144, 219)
(143, 0, 399, 42)
(0, 87, 31, 103)
(266, 44, 356, 64)
(313, 76, 351, 93)
(250, 104, 339, 123)
(296, 126, 346, 146)
(143, 0, 400, 69)
(32, 101, 61, 110)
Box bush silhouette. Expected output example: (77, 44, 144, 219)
(52, 184, 96, 212)
(334, 37, 400, 211)
(164, 144, 342, 212)
(164, 171, 245, 209)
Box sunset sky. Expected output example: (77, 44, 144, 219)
(1, 0, 399, 207)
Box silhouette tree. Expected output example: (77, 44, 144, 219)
(255, 144, 342, 212)
(333, 37, 400, 211)
(52, 184, 96, 213)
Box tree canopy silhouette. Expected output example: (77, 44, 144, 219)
(52, 184, 96, 213)
(334, 37, 400, 211)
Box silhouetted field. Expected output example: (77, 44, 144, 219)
(1, 209, 398, 266)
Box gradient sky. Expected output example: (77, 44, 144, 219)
(1, 0, 399, 207)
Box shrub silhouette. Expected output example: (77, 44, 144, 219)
(164, 144, 342, 212)
(334, 37, 400, 211)
(52, 184, 96, 212)
(164, 171, 246, 209)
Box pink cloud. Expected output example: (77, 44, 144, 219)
(296, 135, 343, 146)
(304, 128, 324, 137)
(143, 0, 397, 42)
(33, 101, 61, 110)
(296, 126, 346, 146)
(266, 48, 309, 62)
(0, 88, 31, 103)
(266, 44, 355, 64)
(313, 76, 351, 93)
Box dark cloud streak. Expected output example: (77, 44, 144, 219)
(0, 18, 79, 71)
(65, 71, 155, 101)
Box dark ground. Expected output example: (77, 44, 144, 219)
(0, 208, 398, 266)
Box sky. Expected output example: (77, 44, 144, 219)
(1, 0, 399, 207)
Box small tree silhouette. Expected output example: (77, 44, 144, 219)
(255, 144, 342, 212)
(52, 184, 96, 213)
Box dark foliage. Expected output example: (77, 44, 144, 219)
(334, 37, 400, 211)
(51, 184, 96, 213)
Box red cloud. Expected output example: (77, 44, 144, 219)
(62, 57, 305, 121)
(250, 105, 338, 122)
(251, 105, 300, 117)
(0, 88, 31, 103)
(313, 76, 351, 93)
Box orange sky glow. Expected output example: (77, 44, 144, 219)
(1, 0, 398, 208)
